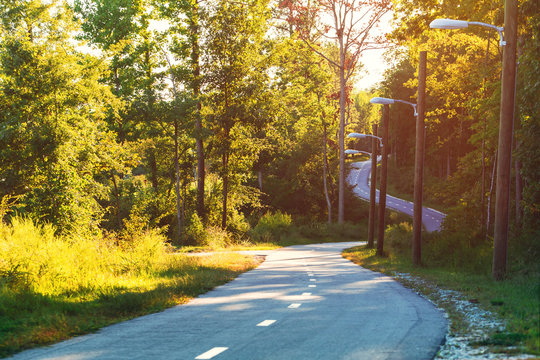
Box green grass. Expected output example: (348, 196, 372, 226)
(0, 218, 261, 357)
(342, 244, 540, 355)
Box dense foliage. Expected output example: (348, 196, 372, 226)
(0, 0, 537, 257)
(378, 0, 539, 259)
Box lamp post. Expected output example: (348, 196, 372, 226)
(370, 90, 423, 262)
(350, 111, 388, 256)
(430, 2, 518, 280)
(347, 131, 380, 248)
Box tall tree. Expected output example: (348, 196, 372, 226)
(204, 0, 271, 229)
(155, 0, 207, 222)
(282, 0, 391, 223)
(0, 0, 121, 234)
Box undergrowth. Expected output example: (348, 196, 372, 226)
(0, 217, 260, 357)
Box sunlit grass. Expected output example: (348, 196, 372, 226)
(0, 218, 261, 357)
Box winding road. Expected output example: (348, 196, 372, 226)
(9, 243, 447, 360)
(347, 160, 446, 232)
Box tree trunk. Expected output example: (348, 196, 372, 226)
(337, 36, 346, 224)
(322, 121, 332, 224)
(111, 173, 122, 229)
(174, 117, 183, 237)
(481, 136, 486, 237)
(221, 151, 229, 229)
(149, 150, 159, 191)
(191, 0, 206, 222)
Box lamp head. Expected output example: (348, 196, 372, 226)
(370, 97, 395, 105)
(347, 133, 366, 139)
(430, 18, 469, 30)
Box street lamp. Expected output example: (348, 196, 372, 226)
(370, 92, 425, 262)
(430, 19, 506, 46)
(370, 97, 418, 116)
(429, 9, 518, 281)
(347, 127, 382, 249)
(345, 149, 372, 156)
(347, 133, 383, 147)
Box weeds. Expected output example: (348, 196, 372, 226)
(0, 217, 260, 357)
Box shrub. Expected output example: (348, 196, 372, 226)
(250, 211, 292, 242)
(385, 222, 412, 253)
(203, 226, 232, 249)
(184, 213, 206, 246)
(424, 230, 491, 273)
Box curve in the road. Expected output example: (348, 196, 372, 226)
(10, 243, 447, 360)
(348, 160, 446, 232)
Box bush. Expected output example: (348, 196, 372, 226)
(424, 230, 491, 273)
(184, 213, 206, 246)
(250, 211, 292, 242)
(385, 222, 412, 252)
(203, 226, 233, 249)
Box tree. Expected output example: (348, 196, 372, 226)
(204, 0, 271, 229)
(155, 0, 207, 222)
(0, 0, 121, 234)
(282, 0, 391, 223)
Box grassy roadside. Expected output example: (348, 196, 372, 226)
(0, 218, 262, 358)
(1, 252, 260, 357)
(343, 244, 540, 356)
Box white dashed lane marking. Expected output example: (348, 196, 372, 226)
(195, 347, 228, 359)
(257, 320, 276, 327)
(288, 303, 302, 309)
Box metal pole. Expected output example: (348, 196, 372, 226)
(493, 0, 518, 281)
(413, 51, 427, 266)
(368, 124, 378, 248)
(377, 106, 389, 256)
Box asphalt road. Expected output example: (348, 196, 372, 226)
(9, 242, 447, 360)
(348, 161, 446, 232)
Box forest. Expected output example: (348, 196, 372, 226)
(0, 0, 539, 356)
(0, 0, 538, 258)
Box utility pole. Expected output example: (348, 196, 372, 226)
(368, 124, 378, 248)
(377, 106, 389, 256)
(413, 51, 427, 266)
(493, 0, 518, 281)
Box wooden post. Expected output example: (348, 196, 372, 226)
(493, 0, 518, 281)
(413, 51, 427, 266)
(368, 124, 378, 248)
(377, 106, 389, 256)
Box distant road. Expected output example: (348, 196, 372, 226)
(348, 160, 445, 232)
(10, 243, 447, 360)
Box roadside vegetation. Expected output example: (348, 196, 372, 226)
(343, 224, 540, 356)
(0, 217, 261, 357)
